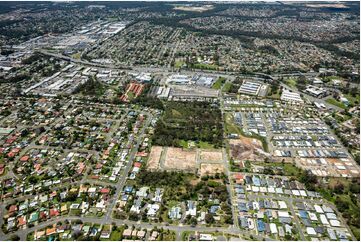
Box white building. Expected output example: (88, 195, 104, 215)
(280, 89, 304, 103)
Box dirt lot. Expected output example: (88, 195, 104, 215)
(199, 163, 225, 176)
(229, 135, 265, 161)
(164, 147, 197, 171)
(147, 146, 163, 170)
(199, 150, 223, 162)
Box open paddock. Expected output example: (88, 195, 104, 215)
(147, 146, 163, 170)
(199, 163, 225, 176)
(199, 149, 223, 162)
(229, 136, 264, 161)
(164, 147, 197, 171)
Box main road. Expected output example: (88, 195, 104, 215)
(39, 49, 345, 113)
(38, 50, 322, 83)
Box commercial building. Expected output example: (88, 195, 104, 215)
(238, 80, 262, 96)
(304, 85, 328, 98)
(280, 89, 304, 103)
(166, 74, 190, 85)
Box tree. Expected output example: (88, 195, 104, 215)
(205, 213, 215, 224)
(335, 197, 349, 213)
(333, 182, 344, 194)
(28, 176, 38, 184)
(128, 212, 139, 221)
(189, 217, 197, 227)
(299, 170, 317, 191)
(9, 235, 20, 241)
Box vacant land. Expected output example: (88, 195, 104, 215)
(229, 135, 265, 161)
(199, 163, 225, 176)
(199, 150, 223, 162)
(147, 146, 163, 170)
(152, 101, 223, 147)
(164, 147, 197, 171)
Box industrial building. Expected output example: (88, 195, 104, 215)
(238, 80, 269, 97)
(280, 88, 304, 103)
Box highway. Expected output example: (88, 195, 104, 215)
(39, 50, 323, 83)
(39, 49, 346, 113)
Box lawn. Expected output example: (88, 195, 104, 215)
(69, 209, 81, 216)
(174, 60, 186, 68)
(182, 231, 193, 241)
(179, 140, 188, 149)
(212, 77, 226, 90)
(344, 94, 360, 106)
(325, 98, 347, 109)
(268, 89, 281, 99)
(328, 76, 343, 80)
(110, 229, 123, 240)
(193, 63, 218, 70)
(127, 91, 135, 101)
(178, 140, 214, 149)
(222, 82, 232, 92)
(351, 226, 360, 241)
(334, 113, 352, 123)
(285, 78, 297, 88)
(254, 161, 301, 177)
(198, 141, 214, 149)
(71, 52, 81, 59)
(160, 230, 176, 240)
(224, 113, 242, 135)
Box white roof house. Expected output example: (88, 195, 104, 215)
(270, 223, 278, 234)
(306, 227, 317, 236)
(326, 213, 337, 220)
(268, 187, 275, 193)
(278, 201, 287, 209)
(278, 211, 290, 218)
(186, 201, 197, 217)
(320, 214, 329, 225)
(292, 190, 300, 196)
(314, 205, 324, 213)
(329, 220, 341, 227)
(147, 204, 160, 217)
(309, 212, 318, 221)
(199, 234, 213, 241)
(136, 187, 149, 197)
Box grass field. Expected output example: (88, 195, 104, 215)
(193, 63, 218, 70)
(222, 82, 232, 92)
(174, 60, 186, 68)
(179, 140, 214, 149)
(198, 141, 214, 149)
(326, 98, 347, 109)
(110, 230, 122, 240)
(344, 94, 360, 106)
(268, 89, 281, 99)
(255, 161, 301, 177)
(212, 77, 226, 90)
(285, 78, 297, 88)
(71, 52, 81, 59)
(224, 113, 242, 134)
